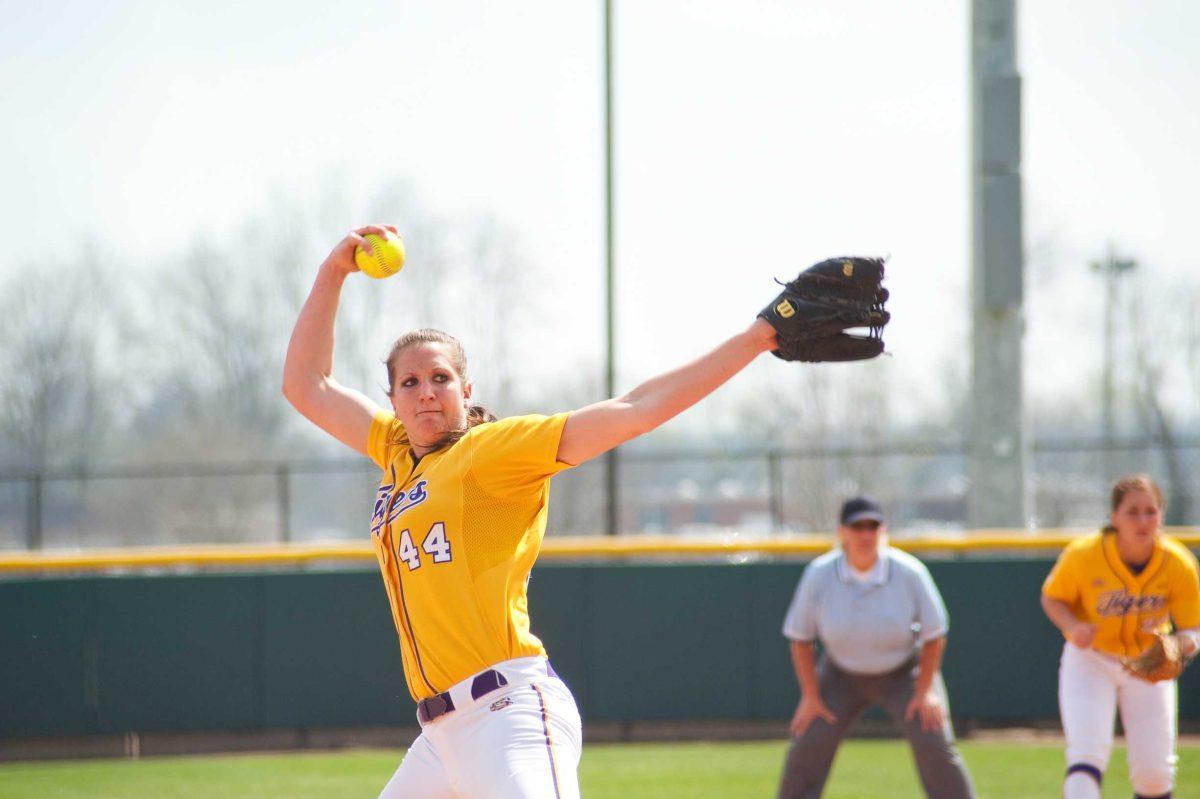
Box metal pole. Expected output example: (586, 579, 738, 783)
(767, 451, 783, 534)
(1090, 243, 1137, 480)
(603, 0, 619, 536)
(27, 473, 43, 550)
(276, 464, 292, 544)
(1103, 254, 1115, 479)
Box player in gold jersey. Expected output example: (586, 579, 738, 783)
(283, 226, 788, 798)
(1041, 475, 1200, 799)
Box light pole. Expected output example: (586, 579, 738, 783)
(603, 0, 618, 535)
(969, 0, 1029, 530)
(1090, 243, 1136, 479)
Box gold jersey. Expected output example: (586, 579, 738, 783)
(366, 410, 573, 701)
(1042, 530, 1200, 659)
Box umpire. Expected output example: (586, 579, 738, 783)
(776, 497, 976, 799)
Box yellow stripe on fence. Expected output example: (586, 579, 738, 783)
(0, 543, 373, 572)
(1, 529, 1196, 573)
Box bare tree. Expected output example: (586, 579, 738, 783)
(1127, 275, 1197, 525)
(122, 182, 483, 457)
(451, 214, 544, 414)
(0, 181, 579, 545)
(131, 237, 292, 456)
(108, 184, 553, 542)
(0, 255, 117, 470)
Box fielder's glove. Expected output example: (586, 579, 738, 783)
(758, 257, 890, 362)
(1122, 633, 1187, 683)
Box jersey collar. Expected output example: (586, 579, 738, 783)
(836, 548, 890, 586)
(403, 443, 448, 484)
(1101, 532, 1165, 588)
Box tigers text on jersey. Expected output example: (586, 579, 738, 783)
(1042, 530, 1200, 659)
(367, 411, 573, 701)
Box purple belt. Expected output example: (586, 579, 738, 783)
(416, 661, 558, 724)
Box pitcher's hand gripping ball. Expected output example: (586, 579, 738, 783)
(758, 256, 890, 362)
(355, 231, 406, 279)
(1122, 633, 1187, 683)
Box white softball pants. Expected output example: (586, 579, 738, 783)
(379, 657, 583, 799)
(1058, 642, 1176, 798)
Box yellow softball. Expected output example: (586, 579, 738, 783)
(355, 231, 406, 279)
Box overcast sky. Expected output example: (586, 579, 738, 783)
(3, 0, 1198, 422)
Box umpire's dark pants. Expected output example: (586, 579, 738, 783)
(776, 655, 976, 799)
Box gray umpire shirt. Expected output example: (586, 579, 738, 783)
(781, 546, 949, 674)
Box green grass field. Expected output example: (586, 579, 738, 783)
(1, 739, 1197, 799)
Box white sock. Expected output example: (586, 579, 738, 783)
(1063, 770, 1101, 799)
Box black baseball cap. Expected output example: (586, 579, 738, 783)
(840, 496, 885, 526)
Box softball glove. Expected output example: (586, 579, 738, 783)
(758, 256, 890, 362)
(1122, 633, 1186, 683)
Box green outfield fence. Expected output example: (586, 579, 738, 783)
(2, 554, 1199, 744)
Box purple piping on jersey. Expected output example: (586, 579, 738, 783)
(530, 684, 563, 799)
(1134, 793, 1170, 799)
(1100, 541, 1140, 658)
(393, 555, 437, 694)
(384, 465, 438, 696)
(1114, 546, 1171, 658)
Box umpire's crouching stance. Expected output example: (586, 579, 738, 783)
(776, 498, 976, 799)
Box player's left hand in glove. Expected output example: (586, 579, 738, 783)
(1122, 633, 1186, 682)
(758, 256, 890, 362)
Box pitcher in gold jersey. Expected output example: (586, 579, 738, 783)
(283, 225, 792, 798)
(1041, 475, 1200, 799)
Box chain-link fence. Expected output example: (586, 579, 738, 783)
(1, 438, 1196, 550)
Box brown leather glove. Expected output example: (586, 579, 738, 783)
(1122, 633, 1185, 682)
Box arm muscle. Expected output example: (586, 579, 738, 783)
(282, 255, 385, 457)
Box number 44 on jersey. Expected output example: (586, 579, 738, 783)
(397, 522, 452, 571)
